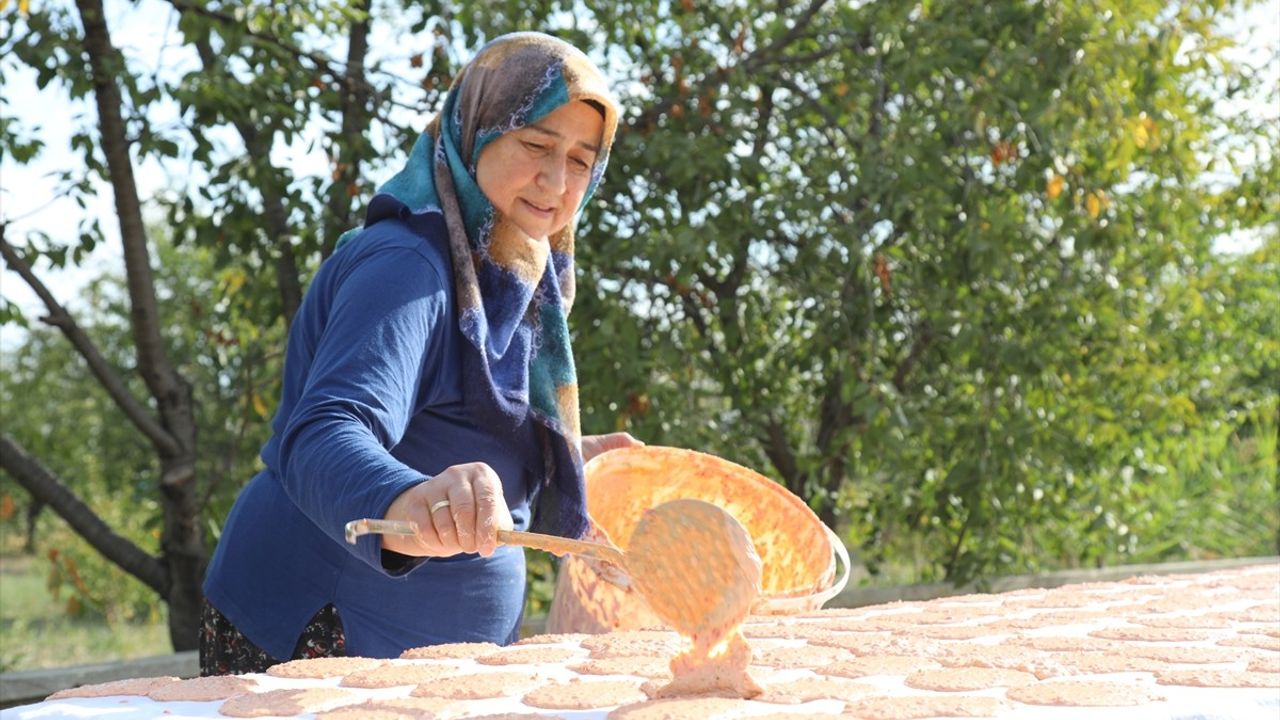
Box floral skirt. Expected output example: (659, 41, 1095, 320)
(199, 600, 346, 676)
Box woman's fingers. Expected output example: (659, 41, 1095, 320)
(413, 503, 444, 553)
(582, 432, 644, 462)
(426, 490, 460, 554)
(386, 462, 509, 558)
(442, 474, 479, 554)
(471, 465, 510, 557)
(378, 462, 515, 558)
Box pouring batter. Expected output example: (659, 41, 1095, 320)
(626, 499, 765, 698)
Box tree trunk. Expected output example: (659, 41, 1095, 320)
(75, 0, 205, 651)
(159, 456, 206, 650)
(24, 497, 44, 554)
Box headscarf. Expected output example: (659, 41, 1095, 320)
(339, 32, 619, 540)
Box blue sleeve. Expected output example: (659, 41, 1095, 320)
(274, 242, 448, 575)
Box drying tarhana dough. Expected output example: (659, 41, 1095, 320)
(1248, 654, 1280, 673)
(515, 632, 590, 645)
(522, 678, 647, 709)
(219, 687, 357, 717)
(822, 655, 940, 678)
(1218, 634, 1280, 651)
(339, 662, 460, 688)
(904, 667, 1037, 692)
(316, 696, 460, 719)
(148, 674, 257, 702)
(47, 676, 179, 700)
(1005, 635, 1118, 652)
(265, 656, 385, 678)
(569, 655, 674, 680)
(747, 643, 846, 669)
(1088, 626, 1213, 642)
(583, 630, 683, 659)
(607, 696, 748, 720)
(401, 642, 501, 659)
(754, 677, 877, 703)
(476, 645, 581, 665)
(1118, 645, 1246, 664)
(1154, 669, 1280, 688)
(410, 670, 545, 699)
(1006, 680, 1165, 706)
(842, 695, 1007, 719)
(1128, 614, 1233, 629)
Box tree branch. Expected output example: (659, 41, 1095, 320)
(815, 366, 854, 455)
(323, 0, 373, 258)
(698, 81, 770, 301)
(0, 432, 168, 595)
(0, 228, 180, 457)
(166, 0, 411, 133)
(191, 35, 303, 324)
(750, 0, 832, 66)
(773, 73, 860, 150)
(167, 0, 345, 86)
(758, 414, 802, 496)
(631, 1, 832, 139)
(892, 321, 936, 392)
(677, 289, 719, 356)
(945, 512, 971, 580)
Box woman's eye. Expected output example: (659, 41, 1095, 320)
(522, 141, 548, 153)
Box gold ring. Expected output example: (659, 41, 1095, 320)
(429, 499, 452, 514)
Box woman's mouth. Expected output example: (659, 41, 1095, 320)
(520, 198, 556, 218)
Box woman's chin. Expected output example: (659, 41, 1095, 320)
(513, 221, 553, 241)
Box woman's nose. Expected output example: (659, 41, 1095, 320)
(538, 155, 568, 194)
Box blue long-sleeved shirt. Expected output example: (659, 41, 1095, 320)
(203, 209, 543, 660)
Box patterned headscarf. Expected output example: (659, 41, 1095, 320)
(341, 32, 619, 540)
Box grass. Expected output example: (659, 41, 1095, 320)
(0, 553, 171, 673)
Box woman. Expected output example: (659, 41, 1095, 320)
(201, 32, 639, 675)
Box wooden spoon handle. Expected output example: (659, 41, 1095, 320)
(498, 529, 626, 566)
(344, 520, 624, 566)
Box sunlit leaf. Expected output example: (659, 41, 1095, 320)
(252, 393, 269, 419)
(1047, 174, 1064, 200)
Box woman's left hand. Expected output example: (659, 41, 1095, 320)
(582, 432, 644, 463)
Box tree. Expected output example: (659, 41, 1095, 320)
(1, 0, 1275, 653)
(3, 0, 206, 648)
(566, 0, 1278, 579)
(0, 0, 379, 648)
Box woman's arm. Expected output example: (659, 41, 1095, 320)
(273, 241, 447, 565)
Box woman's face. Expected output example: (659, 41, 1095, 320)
(476, 100, 604, 240)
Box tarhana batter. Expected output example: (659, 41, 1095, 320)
(624, 499, 764, 698)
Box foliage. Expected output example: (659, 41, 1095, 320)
(558, 0, 1280, 581)
(0, 0, 1276, 652)
(0, 233, 282, 624)
(0, 552, 169, 671)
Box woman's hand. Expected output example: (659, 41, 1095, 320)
(381, 462, 514, 558)
(581, 432, 644, 463)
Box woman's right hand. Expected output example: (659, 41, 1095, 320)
(381, 462, 514, 558)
